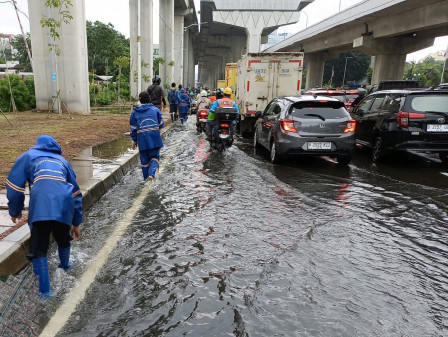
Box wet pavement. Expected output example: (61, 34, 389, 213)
(3, 117, 448, 336)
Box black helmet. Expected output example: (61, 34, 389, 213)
(152, 75, 161, 84)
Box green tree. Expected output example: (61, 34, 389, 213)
(86, 21, 130, 77)
(0, 75, 36, 111)
(404, 58, 446, 87)
(9, 34, 32, 72)
(153, 57, 165, 76)
(113, 56, 130, 100)
(323, 51, 371, 87)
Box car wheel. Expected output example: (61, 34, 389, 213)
(337, 155, 352, 165)
(270, 141, 282, 164)
(439, 152, 448, 164)
(372, 137, 383, 162)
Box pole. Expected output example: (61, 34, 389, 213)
(342, 57, 352, 87)
(441, 59, 446, 85)
(137, 0, 142, 93)
(46, 6, 58, 112)
(12, 0, 33, 72)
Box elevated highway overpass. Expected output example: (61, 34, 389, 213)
(264, 0, 448, 88)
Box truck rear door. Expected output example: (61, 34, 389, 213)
(246, 59, 272, 114)
(274, 58, 302, 98)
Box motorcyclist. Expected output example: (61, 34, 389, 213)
(147, 75, 167, 111)
(351, 88, 366, 110)
(196, 90, 211, 112)
(206, 87, 239, 141)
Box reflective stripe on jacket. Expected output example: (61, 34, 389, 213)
(130, 103, 164, 150)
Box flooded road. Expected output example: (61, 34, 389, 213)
(40, 120, 448, 336)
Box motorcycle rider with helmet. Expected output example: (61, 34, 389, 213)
(206, 87, 239, 141)
(147, 75, 166, 111)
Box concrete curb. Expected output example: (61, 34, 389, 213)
(0, 120, 174, 275)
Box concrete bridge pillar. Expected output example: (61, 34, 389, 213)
(159, 0, 175, 86)
(28, 0, 90, 113)
(173, 14, 184, 87)
(305, 52, 327, 89)
(130, 0, 153, 98)
(353, 35, 435, 85)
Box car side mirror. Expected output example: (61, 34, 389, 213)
(255, 111, 262, 118)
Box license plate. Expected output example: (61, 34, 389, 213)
(308, 142, 332, 150)
(199, 119, 207, 122)
(219, 134, 230, 139)
(427, 124, 448, 132)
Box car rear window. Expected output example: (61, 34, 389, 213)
(407, 95, 448, 113)
(291, 101, 348, 119)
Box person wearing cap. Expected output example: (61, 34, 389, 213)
(178, 88, 191, 125)
(6, 135, 83, 299)
(130, 92, 165, 181)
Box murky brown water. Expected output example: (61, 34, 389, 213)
(41, 120, 448, 336)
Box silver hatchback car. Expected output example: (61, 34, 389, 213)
(254, 95, 356, 164)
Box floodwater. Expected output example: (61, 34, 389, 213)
(40, 119, 448, 336)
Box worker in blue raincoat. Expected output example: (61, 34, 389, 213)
(178, 88, 191, 125)
(130, 91, 164, 181)
(6, 135, 83, 299)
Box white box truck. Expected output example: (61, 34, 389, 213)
(236, 52, 304, 134)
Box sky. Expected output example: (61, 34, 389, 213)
(1, 0, 447, 62)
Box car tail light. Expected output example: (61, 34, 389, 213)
(397, 111, 426, 128)
(220, 123, 230, 128)
(280, 120, 297, 133)
(344, 120, 356, 133)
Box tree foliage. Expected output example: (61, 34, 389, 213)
(0, 75, 36, 111)
(323, 51, 371, 87)
(86, 21, 130, 77)
(9, 34, 32, 72)
(404, 58, 447, 87)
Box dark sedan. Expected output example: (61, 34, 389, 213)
(254, 96, 356, 165)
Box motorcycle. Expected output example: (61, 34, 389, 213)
(196, 109, 208, 133)
(209, 107, 238, 153)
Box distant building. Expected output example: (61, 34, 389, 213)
(419, 50, 446, 62)
(261, 30, 291, 51)
(0, 34, 14, 54)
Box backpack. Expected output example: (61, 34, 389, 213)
(168, 89, 178, 104)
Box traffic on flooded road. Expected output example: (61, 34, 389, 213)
(38, 119, 448, 336)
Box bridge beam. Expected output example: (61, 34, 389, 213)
(354, 35, 435, 84)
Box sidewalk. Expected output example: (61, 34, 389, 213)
(0, 111, 173, 275)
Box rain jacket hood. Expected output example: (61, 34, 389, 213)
(31, 135, 62, 154)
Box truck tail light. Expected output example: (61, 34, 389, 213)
(280, 120, 297, 133)
(344, 120, 356, 133)
(397, 111, 426, 128)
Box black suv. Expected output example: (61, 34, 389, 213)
(351, 88, 448, 162)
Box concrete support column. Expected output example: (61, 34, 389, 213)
(188, 38, 196, 87)
(28, 0, 90, 113)
(173, 15, 184, 87)
(159, 0, 174, 86)
(245, 26, 263, 53)
(353, 35, 435, 85)
(305, 53, 326, 89)
(371, 53, 407, 84)
(130, 0, 153, 98)
(182, 28, 189, 87)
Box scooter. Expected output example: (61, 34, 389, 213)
(209, 107, 238, 152)
(196, 109, 208, 133)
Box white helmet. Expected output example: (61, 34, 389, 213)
(201, 90, 207, 97)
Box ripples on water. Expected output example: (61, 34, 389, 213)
(41, 120, 448, 336)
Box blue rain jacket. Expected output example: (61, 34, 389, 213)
(6, 135, 83, 228)
(130, 103, 164, 150)
(178, 94, 191, 115)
